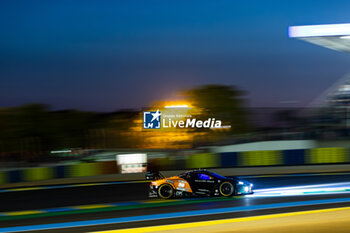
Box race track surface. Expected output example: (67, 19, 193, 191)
(1, 172, 350, 232)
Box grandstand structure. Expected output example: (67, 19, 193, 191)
(289, 23, 350, 52)
(289, 23, 350, 127)
(289, 23, 350, 107)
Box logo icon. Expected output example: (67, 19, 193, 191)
(143, 110, 161, 129)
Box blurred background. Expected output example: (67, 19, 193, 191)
(3, 1, 350, 233)
(1, 0, 350, 178)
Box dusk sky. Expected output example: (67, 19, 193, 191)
(1, 0, 350, 111)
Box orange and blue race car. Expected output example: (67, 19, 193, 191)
(146, 169, 253, 199)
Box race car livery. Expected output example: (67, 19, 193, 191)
(146, 169, 253, 199)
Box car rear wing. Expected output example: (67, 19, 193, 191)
(145, 171, 164, 180)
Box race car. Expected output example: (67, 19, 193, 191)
(146, 169, 253, 199)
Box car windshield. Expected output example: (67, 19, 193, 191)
(179, 172, 189, 178)
(208, 171, 226, 179)
(195, 173, 212, 180)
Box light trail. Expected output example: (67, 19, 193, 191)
(252, 182, 350, 197)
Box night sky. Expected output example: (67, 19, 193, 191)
(1, 0, 350, 111)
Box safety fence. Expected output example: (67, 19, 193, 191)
(0, 147, 349, 185)
(0, 161, 117, 185)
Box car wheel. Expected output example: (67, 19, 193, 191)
(158, 184, 174, 199)
(219, 182, 234, 197)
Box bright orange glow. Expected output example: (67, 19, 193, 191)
(126, 99, 214, 149)
(162, 101, 192, 109)
(165, 105, 190, 109)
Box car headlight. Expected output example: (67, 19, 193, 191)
(238, 181, 244, 185)
(244, 186, 249, 192)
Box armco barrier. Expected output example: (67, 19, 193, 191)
(282, 149, 305, 165)
(238, 150, 283, 166)
(9, 170, 21, 183)
(54, 165, 68, 179)
(0, 171, 6, 185)
(307, 147, 347, 164)
(171, 157, 187, 170)
(0, 161, 119, 185)
(23, 167, 54, 182)
(186, 153, 219, 169)
(220, 152, 238, 167)
(1, 147, 350, 185)
(68, 162, 102, 178)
